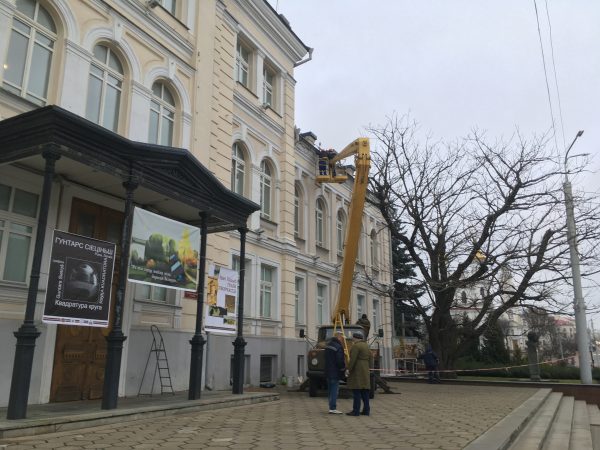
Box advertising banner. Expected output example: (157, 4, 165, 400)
(128, 207, 200, 292)
(204, 265, 238, 333)
(43, 230, 116, 327)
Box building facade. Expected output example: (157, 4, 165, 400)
(0, 0, 393, 408)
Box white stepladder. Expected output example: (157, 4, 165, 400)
(137, 325, 175, 396)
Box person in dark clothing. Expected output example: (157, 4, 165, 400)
(346, 332, 371, 416)
(324, 330, 346, 414)
(318, 150, 328, 175)
(418, 344, 440, 383)
(356, 314, 371, 338)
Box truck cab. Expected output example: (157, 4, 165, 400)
(303, 325, 377, 398)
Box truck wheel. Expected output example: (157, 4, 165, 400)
(309, 377, 318, 397)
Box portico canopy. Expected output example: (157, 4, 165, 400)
(0, 105, 259, 231)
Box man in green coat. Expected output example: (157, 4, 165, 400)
(346, 332, 371, 416)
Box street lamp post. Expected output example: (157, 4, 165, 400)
(563, 130, 593, 384)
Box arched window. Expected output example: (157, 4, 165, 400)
(336, 210, 346, 256)
(3, 0, 56, 105)
(86, 44, 124, 132)
(370, 229, 378, 267)
(461, 291, 467, 304)
(259, 160, 272, 220)
(231, 143, 246, 196)
(148, 81, 175, 146)
(294, 184, 303, 238)
(315, 198, 325, 248)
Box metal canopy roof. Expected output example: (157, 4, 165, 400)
(0, 105, 259, 232)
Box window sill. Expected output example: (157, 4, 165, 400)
(260, 216, 277, 227)
(133, 298, 181, 309)
(236, 81, 258, 99)
(0, 280, 29, 298)
(262, 103, 282, 118)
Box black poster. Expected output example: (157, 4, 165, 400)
(43, 230, 116, 327)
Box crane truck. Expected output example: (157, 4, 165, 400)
(299, 138, 382, 397)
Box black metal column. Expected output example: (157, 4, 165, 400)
(7, 149, 60, 420)
(189, 212, 208, 400)
(101, 177, 137, 410)
(232, 227, 248, 394)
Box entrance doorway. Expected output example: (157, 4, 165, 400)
(50, 198, 123, 402)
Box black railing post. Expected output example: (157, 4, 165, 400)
(7, 149, 60, 420)
(189, 212, 208, 399)
(232, 226, 248, 394)
(101, 176, 137, 410)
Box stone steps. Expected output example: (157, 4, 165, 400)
(466, 388, 599, 450)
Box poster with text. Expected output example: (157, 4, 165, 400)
(204, 265, 238, 333)
(43, 230, 116, 327)
(128, 207, 200, 291)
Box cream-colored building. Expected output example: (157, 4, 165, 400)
(0, 0, 393, 408)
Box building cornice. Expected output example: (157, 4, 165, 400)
(234, 0, 308, 64)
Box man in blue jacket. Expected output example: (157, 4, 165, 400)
(419, 344, 441, 384)
(325, 330, 346, 414)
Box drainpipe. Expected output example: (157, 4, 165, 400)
(294, 47, 313, 68)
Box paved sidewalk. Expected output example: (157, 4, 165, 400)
(0, 390, 278, 439)
(0, 383, 539, 449)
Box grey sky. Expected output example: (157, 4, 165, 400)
(272, 1, 600, 325)
(275, 1, 599, 164)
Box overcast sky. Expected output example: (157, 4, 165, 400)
(271, 1, 600, 328)
(273, 1, 599, 166)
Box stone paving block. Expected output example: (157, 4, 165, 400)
(0, 384, 540, 450)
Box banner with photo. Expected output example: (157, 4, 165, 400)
(43, 230, 116, 327)
(128, 207, 200, 292)
(205, 265, 238, 333)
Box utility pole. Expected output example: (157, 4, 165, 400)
(563, 130, 592, 384)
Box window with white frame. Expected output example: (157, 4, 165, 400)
(372, 298, 380, 331)
(259, 160, 272, 220)
(370, 229, 378, 268)
(263, 64, 275, 107)
(231, 143, 246, 196)
(134, 283, 167, 302)
(336, 210, 345, 256)
(233, 255, 252, 316)
(315, 198, 325, 248)
(3, 0, 56, 105)
(161, 0, 176, 15)
(316, 282, 329, 325)
(148, 81, 175, 146)
(0, 182, 39, 283)
(294, 184, 303, 238)
(295, 276, 305, 325)
(260, 264, 274, 318)
(235, 40, 251, 89)
(356, 293, 365, 318)
(85, 44, 124, 132)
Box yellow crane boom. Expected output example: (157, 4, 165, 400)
(316, 138, 371, 325)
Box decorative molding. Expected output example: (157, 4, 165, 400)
(53, 0, 81, 42)
(82, 27, 142, 82)
(143, 66, 192, 114)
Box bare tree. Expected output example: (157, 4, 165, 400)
(368, 115, 600, 369)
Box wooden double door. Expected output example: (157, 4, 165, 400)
(50, 198, 123, 402)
